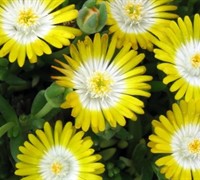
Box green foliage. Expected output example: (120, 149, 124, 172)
(0, 95, 19, 138)
(0, 0, 197, 179)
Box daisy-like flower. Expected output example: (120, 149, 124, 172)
(106, 0, 178, 50)
(155, 14, 200, 102)
(52, 33, 152, 133)
(0, 0, 81, 67)
(148, 99, 200, 180)
(15, 120, 105, 180)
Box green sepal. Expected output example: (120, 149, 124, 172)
(97, 3, 107, 31)
(84, 13, 99, 33)
(83, 0, 97, 8)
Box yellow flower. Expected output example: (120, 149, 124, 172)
(155, 14, 200, 102)
(106, 0, 178, 50)
(15, 120, 105, 180)
(52, 33, 152, 133)
(148, 99, 200, 180)
(0, 0, 81, 67)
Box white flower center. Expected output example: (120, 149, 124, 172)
(175, 40, 200, 86)
(87, 71, 114, 98)
(39, 146, 79, 180)
(172, 124, 200, 170)
(109, 0, 155, 33)
(1, 0, 53, 44)
(73, 60, 125, 110)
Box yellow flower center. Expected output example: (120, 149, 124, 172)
(191, 53, 200, 68)
(51, 162, 63, 175)
(124, 2, 142, 21)
(88, 72, 113, 98)
(18, 9, 38, 26)
(188, 139, 200, 154)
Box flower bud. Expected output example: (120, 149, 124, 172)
(77, 0, 107, 34)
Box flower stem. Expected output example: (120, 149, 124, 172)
(34, 102, 53, 119)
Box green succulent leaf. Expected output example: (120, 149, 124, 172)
(31, 90, 47, 115)
(0, 122, 15, 138)
(0, 95, 19, 137)
(44, 82, 66, 108)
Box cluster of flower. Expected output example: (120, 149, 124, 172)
(1, 0, 200, 179)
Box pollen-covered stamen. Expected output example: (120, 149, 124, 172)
(124, 3, 143, 23)
(188, 139, 200, 154)
(191, 53, 200, 68)
(51, 161, 63, 175)
(87, 72, 113, 98)
(18, 9, 38, 26)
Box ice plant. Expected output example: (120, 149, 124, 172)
(0, 0, 81, 67)
(148, 99, 200, 180)
(52, 33, 152, 133)
(154, 14, 200, 102)
(106, 0, 177, 50)
(15, 120, 105, 180)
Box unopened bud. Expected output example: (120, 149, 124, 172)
(77, 0, 107, 34)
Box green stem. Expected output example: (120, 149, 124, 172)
(34, 102, 53, 119)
